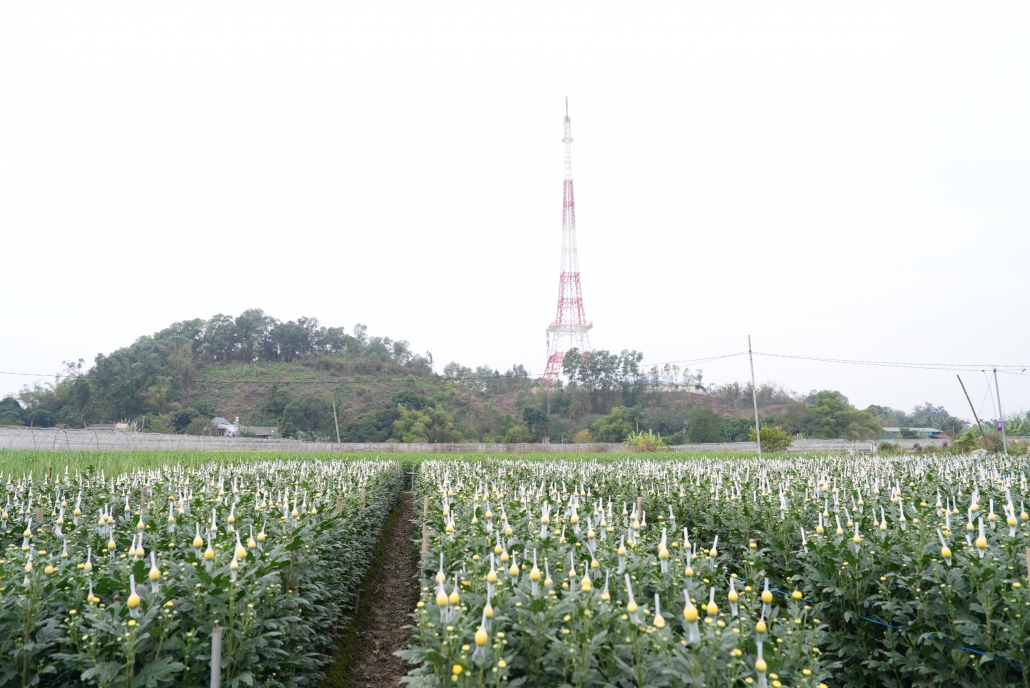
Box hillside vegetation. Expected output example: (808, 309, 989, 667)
(4, 309, 971, 444)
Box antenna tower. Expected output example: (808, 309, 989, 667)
(543, 98, 592, 386)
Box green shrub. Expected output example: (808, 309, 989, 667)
(749, 424, 793, 452)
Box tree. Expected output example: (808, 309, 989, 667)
(686, 404, 724, 443)
(392, 390, 430, 411)
(391, 405, 461, 443)
(504, 425, 532, 443)
(172, 409, 200, 433)
(749, 425, 793, 452)
(523, 407, 549, 436)
(0, 397, 26, 425)
(766, 391, 881, 439)
(185, 417, 213, 435)
(29, 409, 55, 428)
(573, 429, 593, 443)
(590, 406, 646, 442)
(281, 397, 329, 433)
(722, 417, 754, 442)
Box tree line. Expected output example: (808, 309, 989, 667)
(0, 313, 972, 444)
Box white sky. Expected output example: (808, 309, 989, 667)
(2, 3, 1028, 423)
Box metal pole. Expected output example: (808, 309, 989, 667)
(957, 375, 991, 451)
(994, 368, 1009, 455)
(210, 626, 223, 688)
(748, 336, 762, 458)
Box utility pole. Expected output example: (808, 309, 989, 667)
(993, 368, 1009, 455)
(748, 336, 762, 458)
(957, 375, 991, 451)
(330, 394, 341, 444)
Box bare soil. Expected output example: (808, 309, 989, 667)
(322, 492, 419, 688)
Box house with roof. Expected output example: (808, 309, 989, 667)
(211, 416, 240, 437)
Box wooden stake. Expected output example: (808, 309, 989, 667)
(422, 523, 430, 552)
(335, 496, 343, 514)
(360, 488, 366, 510)
(35, 507, 44, 523)
(636, 496, 643, 522)
(423, 495, 430, 521)
(1025, 547, 1030, 582)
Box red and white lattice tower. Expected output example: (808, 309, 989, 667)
(543, 98, 592, 386)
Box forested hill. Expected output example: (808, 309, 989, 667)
(9, 310, 433, 434)
(4, 309, 976, 444)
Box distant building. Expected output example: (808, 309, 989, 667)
(881, 427, 949, 440)
(212, 416, 240, 437)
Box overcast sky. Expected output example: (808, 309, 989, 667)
(2, 3, 1028, 423)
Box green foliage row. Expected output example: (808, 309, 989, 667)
(403, 455, 1030, 687)
(3, 457, 403, 687)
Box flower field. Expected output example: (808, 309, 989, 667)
(2, 457, 403, 688)
(403, 456, 1030, 687)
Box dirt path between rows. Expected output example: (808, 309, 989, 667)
(323, 491, 419, 688)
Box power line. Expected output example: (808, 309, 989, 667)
(751, 352, 1030, 372)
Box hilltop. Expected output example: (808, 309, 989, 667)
(4, 309, 970, 444)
